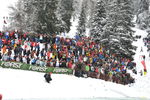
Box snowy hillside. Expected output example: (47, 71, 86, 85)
(0, 27, 150, 100)
(0, 68, 149, 100)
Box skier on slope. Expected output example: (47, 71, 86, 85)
(140, 47, 143, 52)
(44, 72, 52, 83)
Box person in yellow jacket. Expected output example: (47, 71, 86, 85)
(52, 53, 55, 59)
(89, 57, 93, 64)
(14, 43, 17, 48)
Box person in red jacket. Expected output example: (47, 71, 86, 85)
(68, 61, 73, 69)
(0, 94, 2, 100)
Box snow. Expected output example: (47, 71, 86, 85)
(0, 68, 149, 100)
(67, 18, 90, 38)
(67, 18, 79, 38)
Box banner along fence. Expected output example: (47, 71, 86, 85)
(0, 61, 73, 74)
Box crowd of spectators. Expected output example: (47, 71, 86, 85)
(0, 31, 136, 85)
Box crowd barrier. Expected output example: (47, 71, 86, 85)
(0, 61, 73, 74)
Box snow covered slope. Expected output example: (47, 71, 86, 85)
(0, 67, 150, 100)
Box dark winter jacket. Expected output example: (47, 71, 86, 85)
(44, 73, 52, 83)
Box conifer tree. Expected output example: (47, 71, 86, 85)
(9, 0, 61, 34)
(136, 0, 150, 29)
(9, 0, 26, 31)
(57, 0, 74, 33)
(103, 0, 136, 59)
(138, 0, 149, 14)
(35, 0, 60, 34)
(77, 2, 87, 37)
(90, 0, 106, 41)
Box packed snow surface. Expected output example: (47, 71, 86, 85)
(0, 67, 149, 100)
